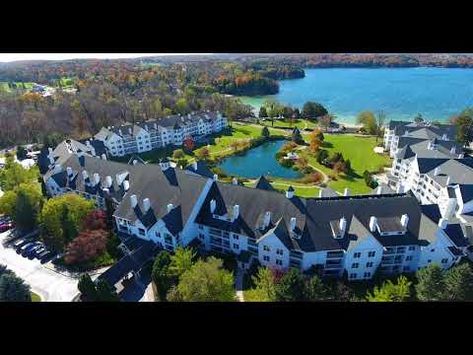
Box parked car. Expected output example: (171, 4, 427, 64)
(0, 221, 14, 232)
(17, 241, 36, 254)
(36, 249, 50, 259)
(40, 251, 56, 264)
(12, 238, 27, 248)
(32, 246, 46, 258)
(21, 242, 41, 257)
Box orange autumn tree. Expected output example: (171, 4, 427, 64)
(309, 128, 324, 153)
(183, 135, 195, 152)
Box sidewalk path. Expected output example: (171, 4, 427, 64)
(235, 268, 245, 302)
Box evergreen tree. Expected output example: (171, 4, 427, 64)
(261, 126, 270, 138)
(276, 268, 305, 301)
(258, 106, 267, 118)
(304, 275, 327, 301)
(95, 279, 120, 302)
(366, 276, 411, 302)
(169, 247, 196, 278)
(152, 251, 173, 301)
(415, 264, 446, 301)
(78, 274, 97, 301)
(444, 263, 473, 301)
(14, 189, 37, 231)
(0, 273, 31, 301)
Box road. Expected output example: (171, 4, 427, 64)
(0, 230, 80, 301)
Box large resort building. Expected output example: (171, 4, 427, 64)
(94, 111, 227, 157)
(40, 129, 472, 281)
(385, 120, 473, 227)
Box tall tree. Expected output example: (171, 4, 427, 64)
(302, 101, 328, 120)
(152, 251, 173, 301)
(0, 273, 31, 301)
(366, 276, 411, 302)
(169, 247, 197, 279)
(415, 264, 446, 301)
(276, 268, 305, 301)
(78, 274, 98, 301)
(357, 111, 378, 135)
(452, 108, 473, 147)
(175, 257, 235, 301)
(251, 267, 278, 301)
(444, 263, 473, 301)
(261, 126, 270, 138)
(304, 275, 328, 301)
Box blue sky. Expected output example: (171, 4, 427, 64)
(0, 53, 213, 62)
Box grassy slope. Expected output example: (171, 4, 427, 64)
(301, 134, 391, 194)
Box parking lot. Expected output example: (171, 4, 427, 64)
(0, 229, 80, 301)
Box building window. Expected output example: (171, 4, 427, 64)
(263, 245, 270, 252)
(408, 246, 415, 251)
(276, 249, 284, 255)
(199, 234, 204, 240)
(263, 256, 270, 262)
(442, 258, 449, 264)
(198, 225, 203, 230)
(427, 259, 432, 263)
(352, 263, 359, 269)
(350, 273, 357, 279)
(431, 248, 435, 252)
(368, 251, 376, 258)
(364, 272, 371, 278)
(276, 259, 282, 266)
(366, 262, 373, 268)
(155, 232, 161, 238)
(354, 252, 361, 258)
(405, 255, 412, 261)
(233, 234, 239, 240)
(233, 243, 239, 249)
(138, 228, 145, 236)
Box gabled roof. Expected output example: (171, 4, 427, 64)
(254, 175, 274, 191)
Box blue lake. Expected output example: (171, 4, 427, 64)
(218, 140, 302, 179)
(240, 67, 473, 125)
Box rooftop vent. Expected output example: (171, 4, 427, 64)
(143, 198, 151, 212)
(123, 180, 130, 191)
(167, 203, 174, 213)
(400, 214, 409, 228)
(93, 173, 100, 186)
(130, 194, 138, 208)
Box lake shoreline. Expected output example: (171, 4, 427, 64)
(237, 67, 473, 126)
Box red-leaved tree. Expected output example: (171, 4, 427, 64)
(65, 229, 108, 265)
(81, 209, 107, 231)
(183, 135, 195, 151)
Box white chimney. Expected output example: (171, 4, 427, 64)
(101, 154, 107, 160)
(442, 134, 448, 140)
(444, 198, 458, 220)
(105, 175, 113, 188)
(396, 183, 404, 194)
(118, 129, 123, 136)
(102, 188, 109, 195)
(86, 140, 91, 147)
(263, 211, 271, 229)
(339, 217, 347, 236)
(167, 203, 174, 213)
(290, 217, 297, 232)
(438, 218, 448, 230)
(66, 166, 73, 177)
(82, 170, 89, 181)
(48, 147, 53, 155)
(401, 214, 409, 228)
(123, 180, 130, 191)
(458, 153, 464, 159)
(130, 194, 138, 208)
(153, 123, 158, 130)
(128, 127, 132, 135)
(446, 176, 451, 186)
(213, 174, 218, 181)
(192, 161, 198, 171)
(344, 188, 350, 196)
(434, 167, 440, 176)
(376, 186, 383, 195)
(93, 173, 100, 186)
(232, 177, 238, 185)
(143, 198, 151, 212)
(286, 187, 294, 199)
(49, 155, 55, 165)
(133, 160, 138, 165)
(210, 199, 216, 214)
(450, 146, 456, 155)
(369, 216, 378, 232)
(233, 205, 240, 220)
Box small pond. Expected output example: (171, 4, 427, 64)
(217, 140, 303, 179)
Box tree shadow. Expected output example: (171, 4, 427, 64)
(322, 141, 333, 148)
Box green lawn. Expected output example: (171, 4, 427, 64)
(31, 292, 41, 302)
(260, 118, 317, 131)
(301, 134, 391, 194)
(0, 81, 34, 92)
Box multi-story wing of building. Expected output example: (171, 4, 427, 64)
(385, 120, 473, 226)
(94, 111, 227, 157)
(40, 141, 471, 281)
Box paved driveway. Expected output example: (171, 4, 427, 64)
(0, 230, 80, 301)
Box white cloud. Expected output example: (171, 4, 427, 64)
(0, 53, 213, 62)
